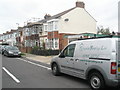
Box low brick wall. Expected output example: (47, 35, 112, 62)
(19, 47, 32, 53)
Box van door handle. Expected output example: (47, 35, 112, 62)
(70, 59, 74, 61)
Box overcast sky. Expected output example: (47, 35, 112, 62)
(0, 0, 119, 34)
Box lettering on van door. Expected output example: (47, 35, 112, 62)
(78, 42, 110, 59)
(79, 43, 107, 51)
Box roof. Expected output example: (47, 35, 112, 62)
(10, 29, 17, 33)
(24, 22, 43, 27)
(84, 9, 97, 22)
(38, 5, 97, 23)
(1, 29, 17, 35)
(39, 7, 76, 23)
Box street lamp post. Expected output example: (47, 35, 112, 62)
(16, 23, 19, 47)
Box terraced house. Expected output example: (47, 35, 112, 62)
(22, 22, 42, 52)
(0, 1, 97, 52)
(0, 30, 17, 46)
(38, 1, 97, 50)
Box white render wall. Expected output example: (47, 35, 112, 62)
(58, 7, 97, 34)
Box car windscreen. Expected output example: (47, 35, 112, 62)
(6, 46, 19, 50)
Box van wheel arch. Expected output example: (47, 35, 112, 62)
(87, 69, 104, 80)
(87, 69, 106, 89)
(51, 62, 58, 68)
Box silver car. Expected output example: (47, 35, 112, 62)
(0, 45, 8, 54)
(3, 46, 21, 57)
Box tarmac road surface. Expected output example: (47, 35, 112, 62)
(2, 55, 90, 88)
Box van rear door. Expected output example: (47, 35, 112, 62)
(116, 40, 120, 80)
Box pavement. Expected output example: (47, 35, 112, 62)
(22, 53, 56, 64)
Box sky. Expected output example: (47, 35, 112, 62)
(0, 0, 119, 34)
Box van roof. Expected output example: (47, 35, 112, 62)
(77, 35, 120, 41)
(69, 35, 119, 44)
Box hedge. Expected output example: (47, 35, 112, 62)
(31, 49, 60, 56)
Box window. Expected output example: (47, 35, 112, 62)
(64, 18, 69, 22)
(48, 21, 53, 31)
(51, 39, 54, 48)
(54, 21, 58, 30)
(55, 41, 58, 48)
(63, 44, 76, 57)
(39, 26, 43, 32)
(44, 25, 48, 31)
(55, 38, 58, 48)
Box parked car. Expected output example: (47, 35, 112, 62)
(51, 36, 120, 89)
(0, 45, 8, 54)
(0, 45, 2, 54)
(3, 46, 21, 57)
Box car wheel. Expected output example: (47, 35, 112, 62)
(88, 72, 105, 90)
(3, 52, 6, 56)
(4, 52, 9, 57)
(2, 51, 4, 55)
(18, 55, 21, 58)
(52, 63, 60, 76)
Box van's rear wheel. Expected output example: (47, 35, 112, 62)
(88, 72, 105, 90)
(52, 63, 60, 76)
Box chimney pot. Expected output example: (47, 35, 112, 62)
(76, 1, 85, 8)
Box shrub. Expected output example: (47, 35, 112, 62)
(31, 49, 60, 56)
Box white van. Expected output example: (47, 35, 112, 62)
(51, 36, 120, 89)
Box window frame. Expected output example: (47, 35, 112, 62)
(60, 44, 76, 57)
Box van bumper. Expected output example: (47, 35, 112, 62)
(106, 79, 120, 87)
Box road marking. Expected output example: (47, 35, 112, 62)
(2, 67, 20, 83)
(17, 58, 51, 70)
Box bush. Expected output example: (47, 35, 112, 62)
(20, 53, 26, 56)
(33, 46, 40, 50)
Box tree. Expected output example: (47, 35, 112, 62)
(97, 26, 111, 35)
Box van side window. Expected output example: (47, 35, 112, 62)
(63, 44, 76, 57)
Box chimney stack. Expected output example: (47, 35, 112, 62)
(76, 1, 85, 8)
(44, 14, 51, 19)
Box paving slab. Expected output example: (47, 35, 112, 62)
(23, 53, 56, 64)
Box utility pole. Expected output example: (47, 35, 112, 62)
(16, 23, 19, 47)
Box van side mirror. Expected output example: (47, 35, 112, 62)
(59, 53, 65, 58)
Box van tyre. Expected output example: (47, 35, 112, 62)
(52, 63, 60, 76)
(88, 72, 105, 90)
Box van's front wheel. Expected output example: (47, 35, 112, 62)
(52, 63, 60, 76)
(88, 72, 105, 90)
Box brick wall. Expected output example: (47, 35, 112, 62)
(48, 31, 59, 39)
(19, 47, 32, 53)
(59, 33, 68, 50)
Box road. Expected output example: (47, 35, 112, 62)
(2, 55, 90, 88)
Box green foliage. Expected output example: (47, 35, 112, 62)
(97, 26, 111, 35)
(33, 46, 39, 49)
(20, 53, 26, 56)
